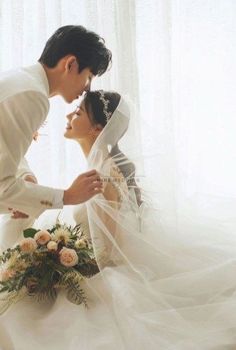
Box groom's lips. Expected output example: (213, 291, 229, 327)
(76, 92, 83, 99)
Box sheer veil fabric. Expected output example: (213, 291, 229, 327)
(78, 97, 236, 348)
(1, 97, 236, 349)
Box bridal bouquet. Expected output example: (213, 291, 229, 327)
(0, 221, 99, 314)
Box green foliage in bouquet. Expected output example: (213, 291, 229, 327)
(0, 221, 99, 314)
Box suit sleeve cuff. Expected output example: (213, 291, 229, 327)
(53, 189, 64, 209)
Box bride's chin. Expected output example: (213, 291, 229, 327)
(64, 130, 72, 139)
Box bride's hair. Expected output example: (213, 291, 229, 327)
(84, 91, 142, 206)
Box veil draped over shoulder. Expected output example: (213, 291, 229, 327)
(84, 96, 236, 349)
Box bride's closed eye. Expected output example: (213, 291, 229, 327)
(76, 104, 85, 113)
(75, 107, 81, 116)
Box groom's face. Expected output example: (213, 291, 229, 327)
(59, 57, 94, 103)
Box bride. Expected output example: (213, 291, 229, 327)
(1, 90, 236, 349)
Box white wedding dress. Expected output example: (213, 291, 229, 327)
(1, 199, 236, 350)
(1, 96, 236, 349)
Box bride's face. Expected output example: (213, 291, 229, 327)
(64, 101, 101, 140)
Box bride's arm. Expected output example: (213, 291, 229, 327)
(102, 164, 128, 208)
(90, 165, 128, 263)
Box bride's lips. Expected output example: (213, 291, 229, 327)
(66, 124, 72, 130)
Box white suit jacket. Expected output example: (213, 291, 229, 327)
(0, 63, 64, 218)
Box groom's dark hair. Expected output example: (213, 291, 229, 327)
(39, 25, 112, 76)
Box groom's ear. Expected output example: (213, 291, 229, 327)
(65, 56, 78, 73)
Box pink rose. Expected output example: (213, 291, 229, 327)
(59, 248, 78, 267)
(19, 237, 37, 253)
(34, 230, 51, 245)
(0, 269, 16, 282)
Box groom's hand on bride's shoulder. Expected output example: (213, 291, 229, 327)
(63, 170, 103, 205)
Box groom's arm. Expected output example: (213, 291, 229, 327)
(0, 91, 64, 218)
(9, 158, 38, 219)
(16, 157, 35, 180)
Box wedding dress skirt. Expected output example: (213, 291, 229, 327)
(1, 202, 236, 350)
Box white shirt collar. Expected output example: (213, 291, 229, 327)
(35, 62, 50, 97)
(23, 62, 50, 98)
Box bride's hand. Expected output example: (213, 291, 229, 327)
(9, 174, 38, 219)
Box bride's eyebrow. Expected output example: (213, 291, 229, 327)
(76, 105, 84, 112)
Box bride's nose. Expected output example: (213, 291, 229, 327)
(66, 112, 74, 121)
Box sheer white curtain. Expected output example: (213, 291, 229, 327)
(1, 0, 236, 234)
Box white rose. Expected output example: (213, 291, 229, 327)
(47, 241, 58, 251)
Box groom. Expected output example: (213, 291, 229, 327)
(0, 25, 112, 222)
